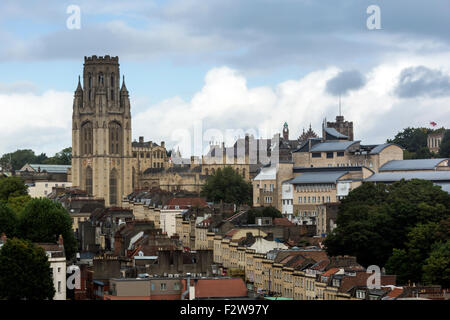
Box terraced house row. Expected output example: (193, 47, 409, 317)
(212, 234, 398, 300)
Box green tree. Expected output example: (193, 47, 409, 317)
(0, 202, 19, 237)
(18, 198, 77, 260)
(422, 240, 450, 288)
(387, 127, 433, 159)
(0, 238, 55, 300)
(0, 176, 28, 202)
(201, 166, 252, 205)
(385, 221, 441, 284)
(0, 149, 39, 171)
(440, 129, 450, 158)
(7, 194, 32, 215)
(43, 147, 72, 165)
(324, 180, 450, 269)
(247, 206, 282, 224)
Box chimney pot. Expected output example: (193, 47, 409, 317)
(58, 234, 64, 247)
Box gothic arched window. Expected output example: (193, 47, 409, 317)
(109, 169, 118, 206)
(108, 121, 122, 155)
(81, 121, 93, 155)
(85, 166, 93, 195)
(99, 73, 104, 86)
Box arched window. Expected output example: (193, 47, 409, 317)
(205, 168, 209, 175)
(110, 169, 118, 206)
(109, 121, 122, 155)
(111, 74, 114, 87)
(132, 167, 135, 190)
(85, 166, 93, 195)
(81, 121, 93, 155)
(99, 73, 104, 86)
(88, 74, 92, 88)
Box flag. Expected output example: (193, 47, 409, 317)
(430, 121, 437, 127)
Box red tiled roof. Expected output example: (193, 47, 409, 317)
(385, 287, 403, 299)
(224, 229, 239, 238)
(339, 273, 396, 293)
(300, 251, 328, 263)
(273, 218, 295, 226)
(310, 259, 330, 271)
(322, 268, 340, 277)
(194, 278, 248, 298)
(165, 197, 208, 208)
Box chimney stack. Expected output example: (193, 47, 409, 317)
(58, 234, 64, 248)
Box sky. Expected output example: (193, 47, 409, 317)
(0, 0, 450, 157)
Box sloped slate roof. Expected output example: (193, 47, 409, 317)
(28, 164, 71, 173)
(365, 171, 450, 182)
(289, 171, 348, 184)
(379, 158, 449, 171)
(369, 143, 400, 154)
(324, 127, 348, 139)
(310, 140, 360, 152)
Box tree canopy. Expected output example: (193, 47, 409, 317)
(200, 166, 252, 205)
(0, 176, 28, 202)
(19, 198, 77, 260)
(387, 127, 435, 159)
(0, 147, 72, 171)
(0, 202, 19, 237)
(440, 129, 450, 158)
(422, 240, 450, 288)
(324, 179, 450, 286)
(0, 238, 55, 300)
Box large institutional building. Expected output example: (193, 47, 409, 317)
(71, 56, 134, 206)
(71, 56, 449, 226)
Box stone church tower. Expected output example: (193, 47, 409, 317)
(71, 56, 132, 206)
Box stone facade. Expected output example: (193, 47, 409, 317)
(72, 56, 133, 206)
(427, 131, 444, 154)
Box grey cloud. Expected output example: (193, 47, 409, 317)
(1, 0, 449, 72)
(0, 81, 37, 94)
(395, 66, 450, 98)
(325, 70, 366, 96)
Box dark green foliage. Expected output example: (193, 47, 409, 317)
(0, 149, 40, 171)
(19, 198, 77, 260)
(440, 130, 450, 158)
(0, 238, 55, 300)
(422, 240, 450, 288)
(247, 206, 282, 224)
(42, 147, 72, 165)
(0, 202, 19, 237)
(324, 179, 450, 286)
(201, 166, 252, 205)
(0, 147, 72, 171)
(6, 194, 32, 215)
(0, 176, 28, 202)
(387, 127, 434, 159)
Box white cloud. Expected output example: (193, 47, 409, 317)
(0, 90, 72, 155)
(133, 59, 450, 156)
(2, 57, 450, 158)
